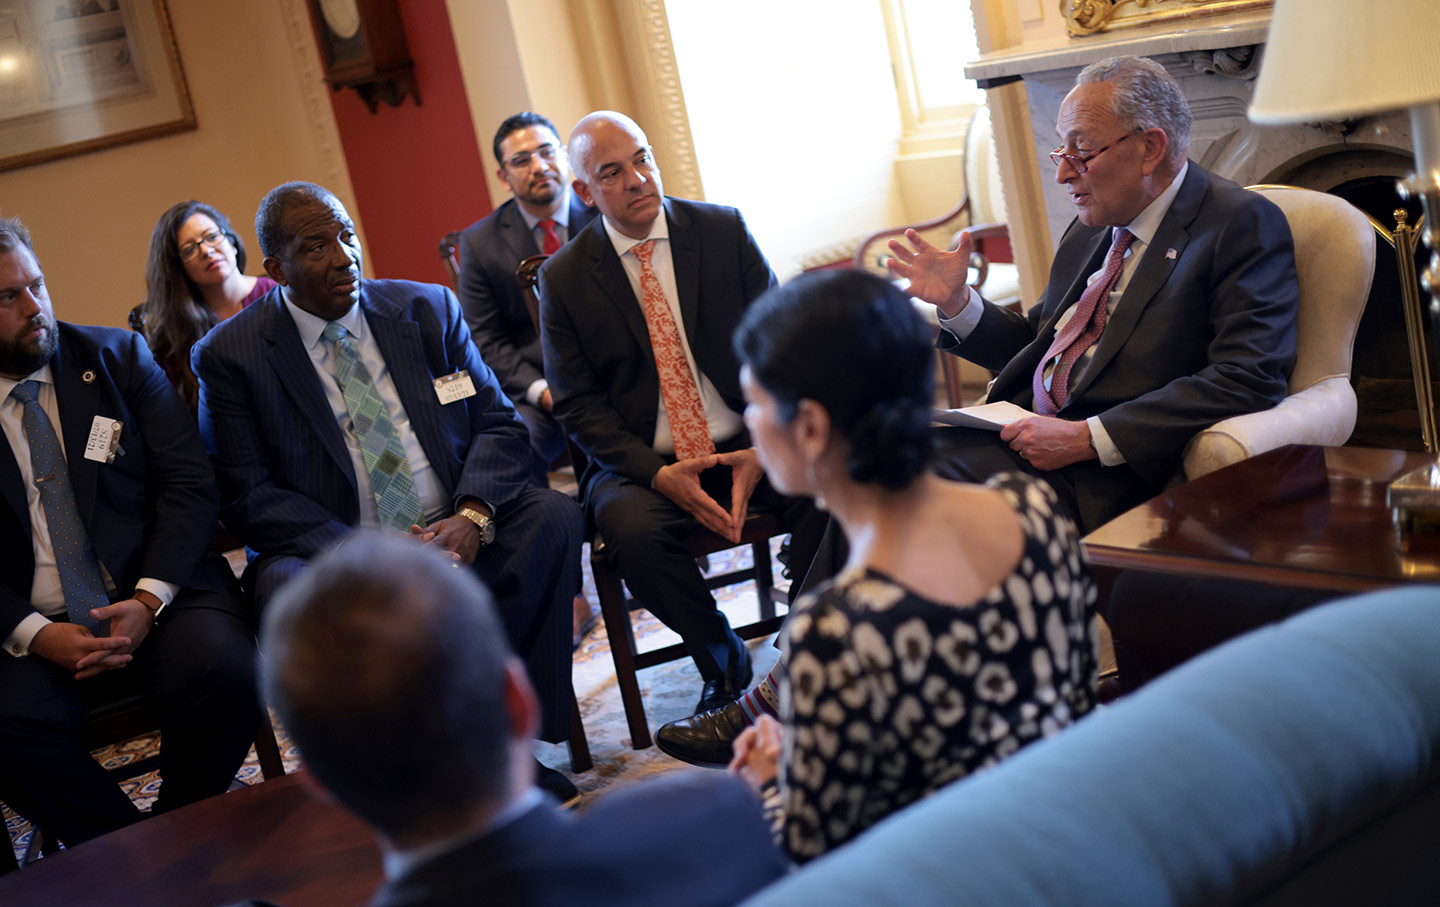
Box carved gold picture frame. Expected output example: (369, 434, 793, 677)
(1062, 0, 1273, 37)
(0, 0, 194, 172)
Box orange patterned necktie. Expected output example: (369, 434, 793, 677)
(631, 240, 715, 460)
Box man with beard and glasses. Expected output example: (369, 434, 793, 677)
(456, 112, 598, 465)
(455, 111, 600, 651)
(0, 216, 259, 849)
(192, 182, 585, 804)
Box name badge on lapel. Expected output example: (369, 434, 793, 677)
(84, 416, 123, 464)
(433, 371, 477, 405)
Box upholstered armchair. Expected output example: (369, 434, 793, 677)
(1181, 185, 1376, 479)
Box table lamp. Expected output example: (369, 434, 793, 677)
(1250, 0, 1440, 534)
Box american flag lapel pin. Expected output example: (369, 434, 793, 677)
(1165, 248, 1177, 260)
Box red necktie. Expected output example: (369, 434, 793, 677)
(631, 240, 715, 460)
(538, 219, 561, 255)
(1033, 228, 1134, 414)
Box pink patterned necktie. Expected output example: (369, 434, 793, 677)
(538, 218, 561, 255)
(1033, 228, 1134, 415)
(631, 240, 715, 460)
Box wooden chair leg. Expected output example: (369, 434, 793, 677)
(254, 711, 286, 781)
(592, 550, 653, 749)
(751, 539, 778, 620)
(567, 691, 593, 773)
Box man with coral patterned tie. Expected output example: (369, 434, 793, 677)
(537, 112, 827, 727)
(889, 55, 1300, 533)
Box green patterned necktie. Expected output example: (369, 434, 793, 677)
(321, 322, 425, 531)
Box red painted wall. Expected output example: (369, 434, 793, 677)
(321, 0, 492, 285)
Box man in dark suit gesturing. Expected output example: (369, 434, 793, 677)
(193, 183, 583, 797)
(538, 113, 825, 731)
(890, 55, 1299, 533)
(0, 217, 259, 847)
(456, 111, 597, 464)
(261, 534, 787, 907)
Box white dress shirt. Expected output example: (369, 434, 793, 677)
(939, 162, 1189, 466)
(284, 298, 449, 525)
(600, 214, 745, 456)
(1, 366, 177, 657)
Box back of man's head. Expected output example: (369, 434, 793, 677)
(260, 534, 517, 842)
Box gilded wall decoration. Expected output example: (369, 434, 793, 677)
(1062, 0, 1272, 37)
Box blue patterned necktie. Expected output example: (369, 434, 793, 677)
(10, 381, 108, 634)
(321, 322, 425, 531)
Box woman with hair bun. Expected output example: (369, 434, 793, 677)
(141, 201, 277, 411)
(727, 269, 1098, 863)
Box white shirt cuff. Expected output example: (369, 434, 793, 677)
(524, 379, 549, 407)
(5, 612, 53, 657)
(1087, 416, 1125, 466)
(936, 286, 984, 341)
(135, 578, 179, 607)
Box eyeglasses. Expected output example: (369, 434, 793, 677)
(1049, 130, 1143, 174)
(178, 229, 230, 262)
(505, 144, 560, 171)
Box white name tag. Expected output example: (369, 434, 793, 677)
(84, 416, 123, 464)
(433, 371, 477, 405)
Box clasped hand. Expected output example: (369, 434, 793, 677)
(653, 448, 764, 544)
(728, 713, 782, 791)
(1000, 416, 1097, 470)
(31, 598, 155, 679)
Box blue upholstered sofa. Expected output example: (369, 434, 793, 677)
(744, 585, 1440, 906)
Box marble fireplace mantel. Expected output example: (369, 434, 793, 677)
(965, 11, 1416, 250)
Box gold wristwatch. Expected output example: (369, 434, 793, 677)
(457, 506, 496, 546)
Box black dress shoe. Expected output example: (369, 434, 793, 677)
(534, 759, 580, 808)
(694, 646, 753, 714)
(655, 701, 752, 767)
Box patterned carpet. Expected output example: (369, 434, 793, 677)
(4, 539, 787, 866)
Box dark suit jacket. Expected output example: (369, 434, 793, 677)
(457, 194, 597, 402)
(192, 280, 539, 559)
(371, 773, 789, 907)
(537, 197, 777, 493)
(942, 163, 1298, 527)
(1, 325, 232, 637)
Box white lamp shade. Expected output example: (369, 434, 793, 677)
(1250, 0, 1440, 124)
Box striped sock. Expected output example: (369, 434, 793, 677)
(736, 664, 782, 722)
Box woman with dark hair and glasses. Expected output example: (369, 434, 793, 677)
(141, 201, 277, 411)
(726, 269, 1098, 863)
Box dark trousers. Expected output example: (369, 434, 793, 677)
(587, 462, 828, 685)
(0, 583, 259, 847)
(249, 484, 584, 743)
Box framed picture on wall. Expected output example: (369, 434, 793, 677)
(0, 0, 194, 172)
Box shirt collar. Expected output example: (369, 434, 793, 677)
(283, 294, 366, 352)
(515, 189, 572, 232)
(602, 209, 670, 260)
(0, 363, 54, 406)
(1119, 161, 1188, 248)
(382, 788, 545, 881)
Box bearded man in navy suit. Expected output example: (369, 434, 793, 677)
(456, 111, 598, 464)
(0, 216, 259, 848)
(193, 183, 583, 796)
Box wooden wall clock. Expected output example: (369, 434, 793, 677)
(306, 0, 421, 112)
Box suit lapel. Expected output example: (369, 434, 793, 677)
(52, 336, 103, 527)
(666, 199, 703, 338)
(498, 200, 540, 264)
(0, 400, 28, 533)
(582, 220, 654, 360)
(261, 297, 356, 489)
(364, 289, 454, 492)
(1068, 164, 1206, 402)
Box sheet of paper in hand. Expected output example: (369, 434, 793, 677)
(930, 401, 1033, 431)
